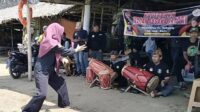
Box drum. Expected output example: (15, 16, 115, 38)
(86, 67, 95, 83)
(121, 66, 159, 93)
(89, 59, 117, 82)
(99, 70, 111, 89)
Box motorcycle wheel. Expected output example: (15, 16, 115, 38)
(9, 66, 21, 79)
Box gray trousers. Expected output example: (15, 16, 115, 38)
(160, 84, 174, 97)
(22, 70, 70, 112)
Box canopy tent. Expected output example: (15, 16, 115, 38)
(0, 2, 73, 24)
(0, 2, 75, 49)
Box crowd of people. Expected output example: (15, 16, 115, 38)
(59, 21, 200, 98)
(19, 17, 200, 111)
(62, 22, 107, 77)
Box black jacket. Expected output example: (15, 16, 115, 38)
(88, 31, 107, 51)
(73, 29, 88, 52)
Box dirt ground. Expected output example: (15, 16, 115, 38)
(0, 56, 198, 112)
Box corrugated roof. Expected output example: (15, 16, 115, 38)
(0, 2, 73, 24)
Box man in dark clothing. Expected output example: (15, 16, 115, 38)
(88, 24, 107, 61)
(124, 36, 142, 67)
(61, 33, 71, 49)
(73, 22, 88, 76)
(156, 38, 171, 66)
(64, 38, 71, 49)
(109, 51, 129, 88)
(170, 38, 185, 88)
(143, 49, 174, 97)
(183, 27, 200, 78)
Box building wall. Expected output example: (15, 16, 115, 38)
(60, 19, 76, 40)
(31, 17, 76, 41)
(0, 26, 22, 47)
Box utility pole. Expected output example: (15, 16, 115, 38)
(26, 1, 32, 81)
(83, 0, 91, 32)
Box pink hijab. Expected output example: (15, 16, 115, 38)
(38, 23, 64, 72)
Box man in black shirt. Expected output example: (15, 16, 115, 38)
(170, 38, 185, 89)
(124, 36, 143, 67)
(183, 27, 200, 77)
(143, 49, 174, 97)
(109, 51, 129, 88)
(88, 24, 107, 61)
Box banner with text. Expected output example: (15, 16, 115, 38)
(123, 6, 200, 37)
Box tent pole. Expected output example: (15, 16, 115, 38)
(93, 11, 95, 26)
(81, 6, 84, 23)
(11, 26, 13, 50)
(27, 2, 32, 81)
(100, 7, 104, 31)
(83, 0, 91, 32)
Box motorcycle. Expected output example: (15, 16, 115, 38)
(7, 43, 39, 79)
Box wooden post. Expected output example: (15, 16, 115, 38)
(118, 0, 121, 9)
(11, 26, 13, 50)
(93, 12, 96, 26)
(83, 0, 91, 32)
(100, 8, 104, 31)
(81, 6, 84, 23)
(26, 1, 32, 81)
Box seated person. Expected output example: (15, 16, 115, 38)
(143, 49, 174, 97)
(124, 36, 141, 67)
(183, 27, 200, 78)
(109, 51, 129, 88)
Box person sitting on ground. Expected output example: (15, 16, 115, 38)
(124, 36, 142, 67)
(143, 49, 175, 97)
(109, 51, 129, 88)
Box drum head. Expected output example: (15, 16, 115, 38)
(99, 74, 111, 90)
(99, 70, 109, 75)
(146, 76, 159, 93)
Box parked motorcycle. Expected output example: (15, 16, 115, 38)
(7, 43, 39, 79)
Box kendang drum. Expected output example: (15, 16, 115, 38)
(98, 70, 111, 89)
(86, 67, 95, 83)
(121, 66, 159, 93)
(88, 59, 117, 89)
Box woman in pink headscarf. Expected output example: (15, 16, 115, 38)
(22, 23, 86, 112)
